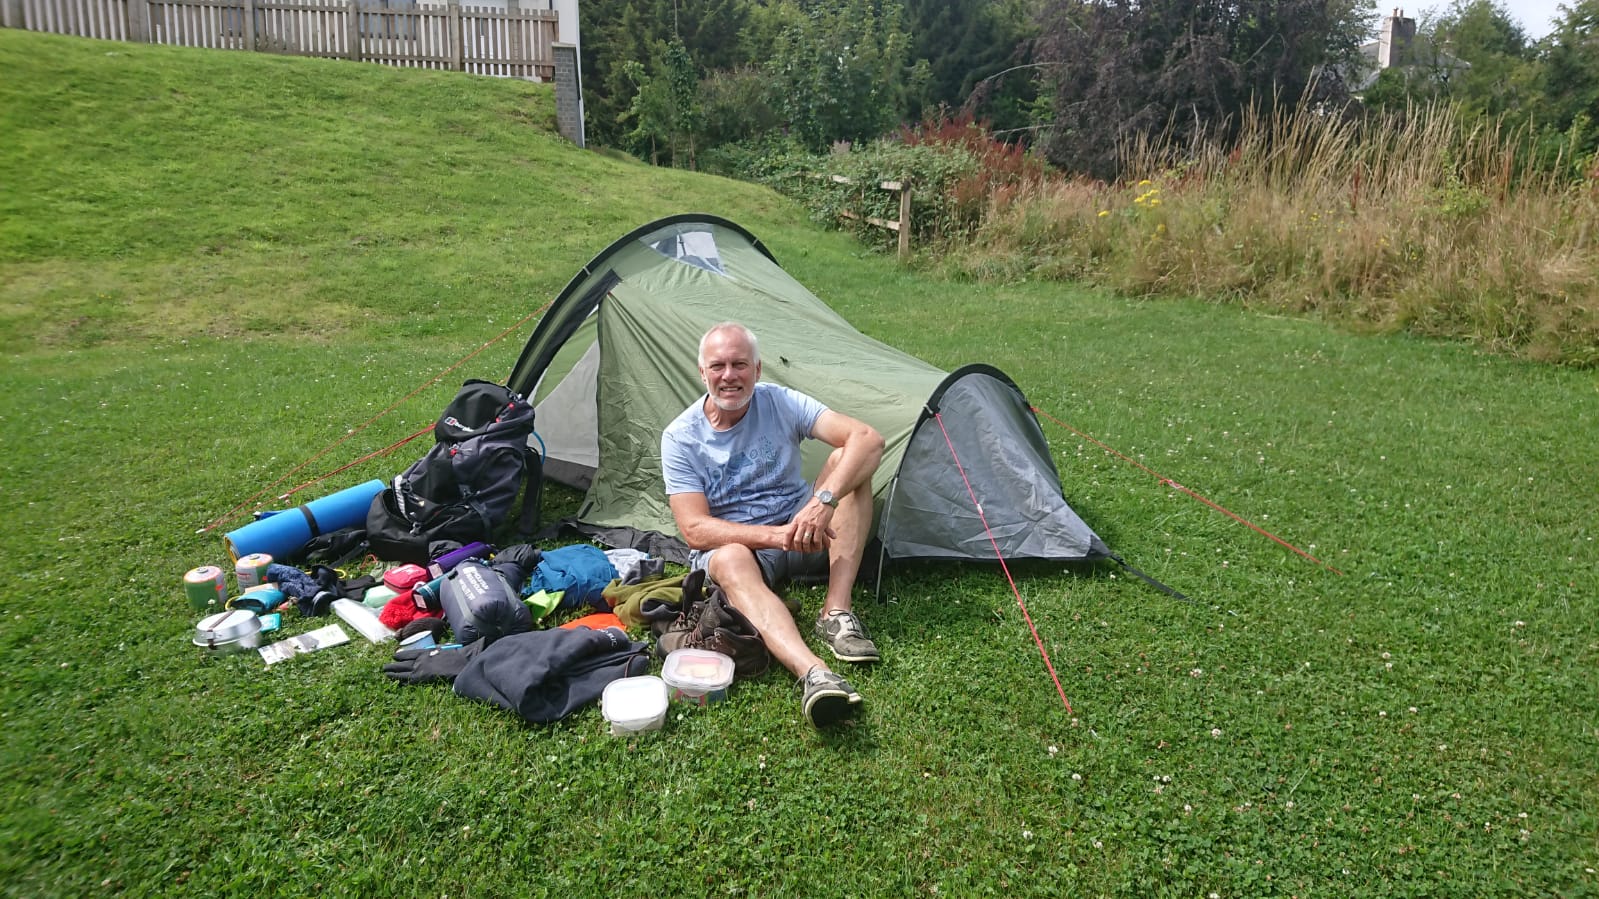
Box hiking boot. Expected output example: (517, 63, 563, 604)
(652, 570, 711, 659)
(800, 666, 862, 728)
(654, 600, 704, 659)
(691, 588, 771, 678)
(693, 626, 771, 679)
(814, 610, 880, 663)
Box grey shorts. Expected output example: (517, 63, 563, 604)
(688, 545, 830, 588)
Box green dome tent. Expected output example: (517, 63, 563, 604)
(506, 214, 1110, 568)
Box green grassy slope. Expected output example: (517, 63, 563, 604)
(1, 29, 1596, 898)
(0, 29, 809, 349)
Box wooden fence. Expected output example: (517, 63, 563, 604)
(2, 0, 557, 80)
(826, 174, 913, 262)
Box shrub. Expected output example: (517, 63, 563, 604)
(941, 100, 1599, 366)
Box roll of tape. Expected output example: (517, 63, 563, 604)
(184, 565, 226, 613)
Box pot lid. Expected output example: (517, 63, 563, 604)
(195, 608, 261, 644)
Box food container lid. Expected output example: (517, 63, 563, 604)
(602, 675, 668, 726)
(661, 648, 735, 692)
(194, 608, 262, 645)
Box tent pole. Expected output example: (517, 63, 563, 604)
(873, 476, 900, 605)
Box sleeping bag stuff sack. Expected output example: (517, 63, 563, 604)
(438, 559, 532, 645)
(367, 380, 537, 563)
(225, 479, 385, 563)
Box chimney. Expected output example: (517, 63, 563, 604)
(1378, 8, 1417, 68)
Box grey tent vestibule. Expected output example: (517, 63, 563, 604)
(506, 213, 1111, 572)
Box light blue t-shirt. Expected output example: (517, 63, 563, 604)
(661, 383, 827, 526)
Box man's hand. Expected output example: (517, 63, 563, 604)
(785, 501, 837, 553)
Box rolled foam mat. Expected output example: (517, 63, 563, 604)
(224, 479, 385, 562)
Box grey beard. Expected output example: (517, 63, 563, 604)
(709, 392, 752, 413)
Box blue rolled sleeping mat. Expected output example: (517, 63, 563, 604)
(224, 479, 385, 563)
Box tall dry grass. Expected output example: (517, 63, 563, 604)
(951, 103, 1599, 365)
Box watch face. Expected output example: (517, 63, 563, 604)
(816, 489, 835, 506)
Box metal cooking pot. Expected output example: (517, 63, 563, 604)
(194, 609, 263, 655)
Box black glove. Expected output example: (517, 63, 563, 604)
(396, 617, 449, 645)
(382, 639, 484, 686)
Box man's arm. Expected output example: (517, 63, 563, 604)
(782, 409, 885, 548)
(668, 491, 790, 552)
(807, 409, 885, 501)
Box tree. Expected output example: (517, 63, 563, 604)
(1031, 0, 1369, 179)
(1536, 0, 1599, 162)
(901, 0, 1038, 134)
(580, 0, 753, 149)
(764, 0, 915, 151)
(620, 38, 703, 167)
(1429, 0, 1537, 118)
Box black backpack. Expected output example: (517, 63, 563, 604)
(367, 379, 538, 562)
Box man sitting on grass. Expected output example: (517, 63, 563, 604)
(661, 322, 884, 728)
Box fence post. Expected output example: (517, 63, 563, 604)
(897, 182, 912, 262)
(505, 0, 521, 77)
(447, 0, 462, 71)
(2, 0, 24, 29)
(242, 0, 255, 50)
(346, 0, 360, 60)
(125, 0, 149, 42)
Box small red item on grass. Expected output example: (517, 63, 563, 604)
(559, 612, 627, 632)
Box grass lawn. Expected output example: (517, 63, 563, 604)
(1, 29, 1596, 897)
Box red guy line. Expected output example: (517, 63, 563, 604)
(275, 424, 435, 501)
(931, 411, 1074, 716)
(200, 303, 549, 533)
(1030, 406, 1344, 576)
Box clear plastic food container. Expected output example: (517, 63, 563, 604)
(661, 648, 735, 705)
(602, 675, 669, 734)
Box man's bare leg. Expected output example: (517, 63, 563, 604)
(707, 544, 828, 679)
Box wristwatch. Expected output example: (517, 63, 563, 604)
(813, 488, 838, 508)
